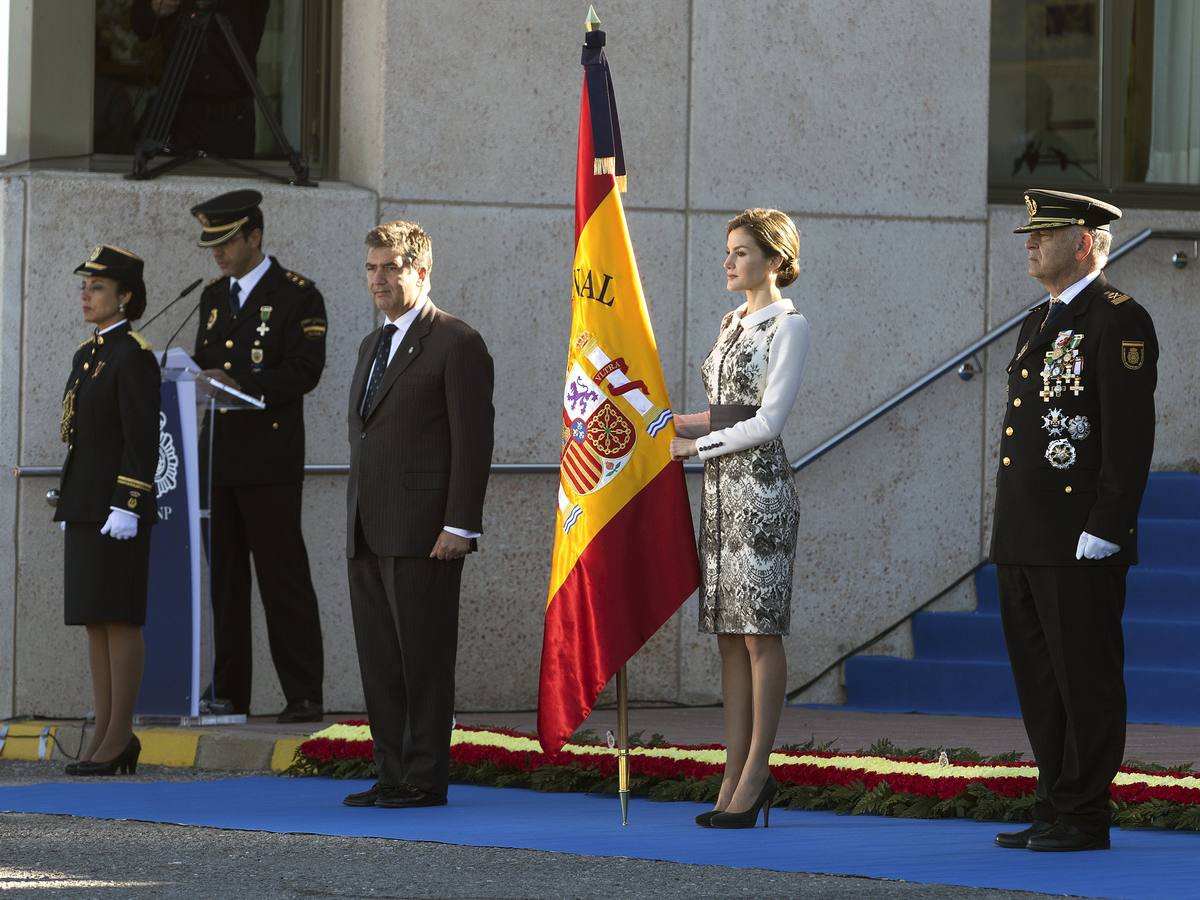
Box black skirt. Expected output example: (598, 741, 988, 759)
(63, 522, 152, 626)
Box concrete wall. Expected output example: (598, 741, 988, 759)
(4, 1, 1196, 717)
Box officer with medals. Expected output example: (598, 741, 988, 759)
(992, 190, 1158, 852)
(191, 189, 327, 723)
(57, 245, 160, 776)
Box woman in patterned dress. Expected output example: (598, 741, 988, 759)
(670, 209, 810, 828)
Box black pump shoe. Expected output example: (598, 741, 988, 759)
(695, 809, 722, 827)
(710, 775, 778, 829)
(73, 735, 140, 776)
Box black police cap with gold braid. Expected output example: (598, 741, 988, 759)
(190, 189, 264, 247)
(74, 244, 145, 288)
(1014, 189, 1122, 234)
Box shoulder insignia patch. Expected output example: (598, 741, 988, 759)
(1121, 340, 1145, 370)
(300, 317, 327, 339)
(285, 271, 310, 288)
(128, 330, 153, 351)
(1105, 289, 1131, 306)
(77, 336, 96, 350)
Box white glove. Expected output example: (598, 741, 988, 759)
(59, 522, 66, 532)
(100, 508, 139, 540)
(1076, 531, 1120, 560)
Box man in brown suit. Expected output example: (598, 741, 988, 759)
(342, 220, 494, 809)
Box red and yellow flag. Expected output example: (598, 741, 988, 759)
(537, 15, 700, 754)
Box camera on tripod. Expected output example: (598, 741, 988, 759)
(130, 1, 313, 186)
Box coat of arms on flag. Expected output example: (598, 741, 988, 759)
(558, 331, 674, 533)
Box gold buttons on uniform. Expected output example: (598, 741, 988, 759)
(1065, 486, 1073, 494)
(1020, 369, 1028, 379)
(1002, 457, 1011, 467)
(225, 340, 234, 349)
(272, 422, 279, 430)
(1129, 528, 1136, 535)
(83, 362, 89, 371)
(96, 336, 104, 345)
(223, 362, 232, 371)
(1005, 426, 1014, 436)
(1013, 398, 1022, 407)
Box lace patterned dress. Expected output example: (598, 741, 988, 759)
(697, 300, 808, 635)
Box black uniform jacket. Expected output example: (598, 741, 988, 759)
(346, 301, 495, 559)
(193, 258, 327, 486)
(991, 272, 1158, 566)
(56, 322, 161, 523)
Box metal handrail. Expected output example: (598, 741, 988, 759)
(13, 227, 1197, 481)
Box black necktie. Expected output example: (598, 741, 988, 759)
(1039, 298, 1062, 333)
(360, 324, 398, 416)
(229, 281, 241, 316)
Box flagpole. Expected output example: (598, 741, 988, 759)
(616, 664, 630, 825)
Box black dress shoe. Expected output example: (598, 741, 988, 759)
(375, 786, 447, 808)
(277, 699, 323, 724)
(343, 783, 388, 807)
(72, 736, 141, 777)
(994, 820, 1055, 848)
(695, 809, 721, 827)
(1028, 822, 1110, 852)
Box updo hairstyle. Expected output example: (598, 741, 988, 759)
(726, 208, 800, 288)
(116, 278, 148, 321)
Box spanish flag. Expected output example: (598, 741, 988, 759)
(537, 11, 700, 755)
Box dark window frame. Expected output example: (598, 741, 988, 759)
(87, 0, 338, 184)
(988, 0, 1200, 210)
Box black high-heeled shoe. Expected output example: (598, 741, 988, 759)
(710, 774, 778, 829)
(695, 809, 722, 827)
(74, 735, 140, 776)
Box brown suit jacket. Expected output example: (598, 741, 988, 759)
(346, 300, 495, 558)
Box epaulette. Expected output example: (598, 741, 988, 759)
(207, 276, 223, 287)
(285, 270, 312, 288)
(128, 330, 153, 351)
(77, 335, 96, 350)
(1104, 289, 1131, 306)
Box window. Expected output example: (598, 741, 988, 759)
(989, 0, 1200, 206)
(92, 0, 334, 178)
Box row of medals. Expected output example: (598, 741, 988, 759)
(1040, 330, 1088, 470)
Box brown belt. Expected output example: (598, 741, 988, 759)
(709, 404, 760, 430)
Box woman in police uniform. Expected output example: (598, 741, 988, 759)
(55, 245, 161, 776)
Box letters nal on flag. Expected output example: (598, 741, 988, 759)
(537, 15, 700, 755)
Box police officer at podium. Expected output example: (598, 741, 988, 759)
(992, 190, 1158, 852)
(191, 189, 327, 723)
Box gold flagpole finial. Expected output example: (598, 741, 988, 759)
(585, 5, 601, 31)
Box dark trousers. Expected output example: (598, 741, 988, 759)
(210, 482, 324, 713)
(348, 515, 462, 795)
(998, 564, 1128, 836)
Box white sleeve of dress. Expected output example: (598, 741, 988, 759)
(695, 314, 810, 461)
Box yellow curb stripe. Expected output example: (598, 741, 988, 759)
(271, 738, 304, 772)
(135, 730, 198, 768)
(0, 723, 58, 760)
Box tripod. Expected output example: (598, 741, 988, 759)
(129, 4, 314, 186)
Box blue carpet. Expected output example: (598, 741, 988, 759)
(842, 473, 1200, 724)
(2, 777, 1198, 898)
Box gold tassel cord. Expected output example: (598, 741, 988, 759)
(60, 383, 78, 446)
(593, 156, 616, 176)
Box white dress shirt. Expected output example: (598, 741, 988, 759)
(1053, 267, 1102, 307)
(696, 299, 811, 461)
(364, 296, 480, 542)
(230, 253, 272, 308)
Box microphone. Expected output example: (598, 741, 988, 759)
(154, 278, 207, 368)
(141, 277, 204, 330)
